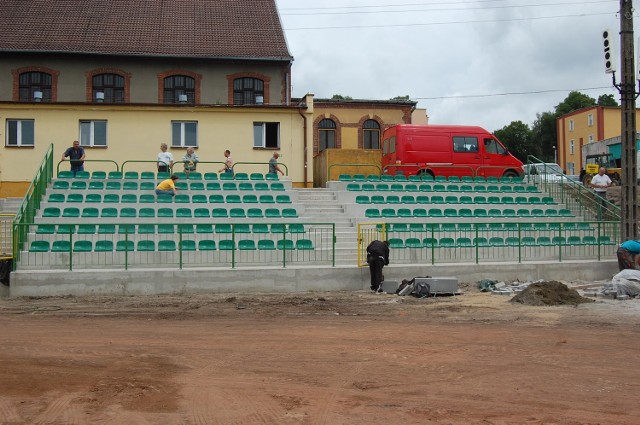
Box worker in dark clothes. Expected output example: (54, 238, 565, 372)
(617, 239, 640, 271)
(367, 240, 390, 292)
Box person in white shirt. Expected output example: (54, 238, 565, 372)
(157, 143, 174, 173)
(590, 167, 612, 199)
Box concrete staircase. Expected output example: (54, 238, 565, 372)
(294, 188, 358, 265)
(0, 198, 22, 214)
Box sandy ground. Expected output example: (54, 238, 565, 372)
(1, 282, 640, 425)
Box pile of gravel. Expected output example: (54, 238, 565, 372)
(510, 281, 593, 306)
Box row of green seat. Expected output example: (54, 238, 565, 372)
(36, 223, 306, 235)
(59, 171, 279, 181)
(42, 206, 299, 219)
(384, 222, 593, 232)
(346, 183, 537, 193)
(47, 193, 292, 204)
(52, 181, 286, 191)
(355, 195, 554, 205)
(388, 235, 613, 249)
(29, 238, 313, 253)
(365, 207, 572, 219)
(339, 174, 523, 183)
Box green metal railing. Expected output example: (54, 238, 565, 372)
(234, 161, 289, 176)
(121, 160, 171, 173)
(17, 221, 336, 270)
(56, 159, 119, 176)
(0, 214, 15, 259)
(12, 144, 54, 268)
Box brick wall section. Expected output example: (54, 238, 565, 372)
(85, 68, 132, 102)
(157, 70, 202, 104)
(11, 66, 60, 101)
(226, 72, 271, 104)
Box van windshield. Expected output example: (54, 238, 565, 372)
(484, 138, 507, 155)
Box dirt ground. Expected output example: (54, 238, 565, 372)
(1, 282, 640, 425)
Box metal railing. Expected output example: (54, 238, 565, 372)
(234, 161, 289, 176)
(12, 144, 54, 268)
(359, 220, 618, 265)
(16, 221, 336, 270)
(56, 159, 119, 176)
(0, 214, 15, 260)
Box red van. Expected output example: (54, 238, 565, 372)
(381, 125, 523, 179)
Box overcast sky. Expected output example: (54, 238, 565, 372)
(275, 0, 629, 132)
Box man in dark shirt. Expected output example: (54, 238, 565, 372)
(61, 140, 86, 177)
(366, 240, 390, 292)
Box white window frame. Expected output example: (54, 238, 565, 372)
(569, 120, 575, 132)
(253, 122, 280, 148)
(566, 162, 575, 175)
(5, 119, 35, 146)
(171, 121, 198, 147)
(588, 134, 594, 143)
(569, 139, 575, 155)
(79, 120, 107, 147)
(587, 114, 594, 126)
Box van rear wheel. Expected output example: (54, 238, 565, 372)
(502, 170, 518, 178)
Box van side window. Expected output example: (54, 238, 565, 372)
(484, 138, 506, 155)
(453, 136, 478, 153)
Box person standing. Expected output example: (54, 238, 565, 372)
(61, 140, 86, 177)
(157, 143, 174, 173)
(155, 174, 179, 197)
(366, 240, 390, 292)
(268, 152, 284, 176)
(590, 167, 612, 219)
(182, 147, 199, 176)
(218, 150, 233, 175)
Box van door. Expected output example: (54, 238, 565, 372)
(481, 137, 512, 178)
(451, 135, 481, 177)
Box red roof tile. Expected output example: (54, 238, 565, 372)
(0, 0, 292, 60)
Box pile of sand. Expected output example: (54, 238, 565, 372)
(510, 281, 594, 306)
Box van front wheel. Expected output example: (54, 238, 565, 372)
(502, 170, 518, 178)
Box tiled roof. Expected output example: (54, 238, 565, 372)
(0, 0, 292, 60)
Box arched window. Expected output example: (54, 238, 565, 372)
(163, 75, 195, 104)
(92, 73, 125, 103)
(233, 77, 264, 105)
(19, 72, 52, 102)
(363, 119, 381, 149)
(318, 119, 337, 152)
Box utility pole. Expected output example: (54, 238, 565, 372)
(618, 0, 638, 240)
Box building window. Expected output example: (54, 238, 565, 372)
(234, 78, 265, 105)
(164, 75, 195, 104)
(566, 162, 574, 174)
(570, 140, 575, 155)
(587, 114, 594, 126)
(569, 119, 574, 132)
(253, 122, 279, 148)
(588, 134, 594, 143)
(318, 119, 336, 152)
(6, 119, 35, 146)
(363, 120, 380, 149)
(19, 72, 52, 102)
(79, 120, 107, 146)
(171, 121, 198, 147)
(92, 74, 125, 103)
(453, 136, 479, 153)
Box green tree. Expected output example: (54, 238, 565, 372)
(493, 120, 536, 162)
(331, 94, 353, 100)
(554, 91, 596, 116)
(597, 93, 619, 107)
(530, 112, 557, 162)
(390, 95, 410, 101)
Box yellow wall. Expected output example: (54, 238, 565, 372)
(0, 102, 313, 191)
(313, 149, 382, 188)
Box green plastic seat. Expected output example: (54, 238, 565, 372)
(250, 173, 265, 181)
(559, 209, 572, 217)
(123, 181, 138, 190)
(140, 171, 155, 180)
(265, 208, 281, 218)
(179, 240, 197, 251)
(276, 239, 295, 250)
(552, 236, 566, 246)
(598, 236, 614, 245)
(98, 224, 117, 234)
(473, 208, 487, 217)
(400, 195, 416, 204)
(216, 224, 232, 234)
(387, 195, 400, 204)
(158, 240, 176, 251)
(121, 194, 137, 203)
(258, 240, 276, 250)
(73, 240, 92, 252)
(567, 236, 582, 246)
(106, 181, 121, 190)
(247, 208, 263, 218)
(107, 171, 123, 179)
(447, 184, 460, 192)
(371, 195, 385, 204)
(218, 240, 236, 250)
(139, 182, 155, 191)
(356, 195, 370, 204)
(545, 209, 559, 217)
(56, 224, 76, 234)
(415, 195, 429, 204)
(190, 182, 205, 191)
(433, 184, 446, 192)
(124, 171, 139, 179)
(270, 183, 285, 191)
(198, 240, 217, 251)
(51, 240, 71, 252)
(413, 208, 427, 217)
(70, 181, 87, 190)
(444, 208, 457, 217)
(177, 224, 194, 234)
(458, 208, 473, 217)
(156, 208, 173, 218)
(243, 194, 259, 204)
(174, 182, 188, 191)
(226, 194, 241, 203)
(515, 209, 529, 217)
(423, 237, 438, 248)
(88, 181, 104, 190)
(81, 207, 99, 218)
(191, 207, 208, 218)
(434, 176, 447, 182)
(259, 195, 275, 204)
(473, 237, 490, 247)
(72, 171, 89, 180)
(418, 184, 432, 192)
(296, 239, 314, 250)
(234, 224, 252, 234)
(397, 208, 412, 218)
(209, 194, 224, 203)
(212, 208, 228, 218)
(520, 236, 535, 246)
(428, 208, 443, 217)
(405, 237, 422, 248)
(158, 224, 176, 234)
(583, 236, 597, 245)
(457, 237, 472, 247)
(204, 172, 218, 181)
(48, 193, 65, 202)
(138, 208, 155, 218)
(238, 240, 256, 250)
(439, 237, 456, 247)
(390, 184, 404, 192)
(253, 224, 269, 233)
(174, 194, 190, 203)
(120, 207, 137, 218)
(58, 171, 74, 179)
(431, 195, 444, 204)
(188, 172, 203, 181)
(192, 194, 207, 204)
(265, 173, 279, 181)
(235, 172, 249, 181)
(230, 208, 246, 218)
(499, 185, 513, 193)
(138, 224, 156, 234)
(376, 183, 389, 191)
(29, 240, 50, 252)
(53, 181, 69, 189)
(361, 183, 375, 192)
(255, 182, 269, 191)
(36, 224, 55, 234)
(62, 207, 80, 218)
(441, 223, 456, 232)
(176, 208, 192, 218)
(271, 224, 287, 234)
(196, 224, 214, 234)
(444, 195, 458, 204)
(206, 182, 221, 190)
(365, 208, 380, 218)
(156, 194, 173, 203)
(407, 175, 421, 182)
(157, 172, 170, 179)
(222, 182, 237, 191)
(94, 240, 114, 252)
(137, 240, 155, 251)
(118, 224, 135, 234)
(537, 236, 552, 246)
(489, 237, 506, 247)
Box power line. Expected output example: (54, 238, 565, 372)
(280, 0, 614, 16)
(283, 12, 614, 30)
(414, 86, 613, 100)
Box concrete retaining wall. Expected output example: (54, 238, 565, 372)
(8, 260, 618, 298)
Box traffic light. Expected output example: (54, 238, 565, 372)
(603, 29, 616, 74)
